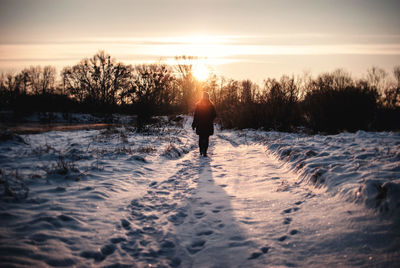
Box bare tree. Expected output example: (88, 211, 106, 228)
(42, 66, 56, 95)
(17, 65, 57, 95)
(131, 63, 176, 106)
(61, 51, 134, 106)
(174, 55, 201, 112)
(383, 66, 400, 108)
(310, 69, 353, 92)
(331, 69, 354, 90)
(366, 66, 388, 94)
(240, 79, 258, 104)
(2, 72, 25, 96)
(393, 66, 400, 88)
(202, 74, 221, 106)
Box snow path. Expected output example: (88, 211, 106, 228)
(1, 120, 399, 267)
(116, 130, 399, 267)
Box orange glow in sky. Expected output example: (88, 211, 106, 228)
(1, 0, 400, 82)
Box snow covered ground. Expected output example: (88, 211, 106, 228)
(0, 116, 399, 267)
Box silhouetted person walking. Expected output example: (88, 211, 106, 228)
(192, 92, 217, 157)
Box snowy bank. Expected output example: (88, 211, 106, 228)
(240, 130, 400, 217)
(0, 111, 137, 125)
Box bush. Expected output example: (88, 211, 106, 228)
(215, 76, 302, 131)
(10, 93, 79, 115)
(303, 84, 378, 133)
(374, 107, 400, 131)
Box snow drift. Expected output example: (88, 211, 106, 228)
(240, 130, 400, 217)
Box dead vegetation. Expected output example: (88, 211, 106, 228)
(0, 169, 29, 200)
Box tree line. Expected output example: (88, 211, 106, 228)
(0, 51, 399, 133)
(213, 68, 399, 133)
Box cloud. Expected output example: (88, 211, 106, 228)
(1, 35, 400, 75)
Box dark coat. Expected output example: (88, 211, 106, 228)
(192, 99, 217, 136)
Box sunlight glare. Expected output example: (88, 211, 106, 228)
(160, 35, 232, 58)
(192, 63, 211, 81)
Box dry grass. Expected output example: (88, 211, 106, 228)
(0, 169, 29, 200)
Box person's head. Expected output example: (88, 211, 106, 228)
(202, 91, 210, 100)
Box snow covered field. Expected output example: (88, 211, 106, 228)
(0, 116, 399, 267)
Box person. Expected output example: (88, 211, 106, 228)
(192, 92, 217, 157)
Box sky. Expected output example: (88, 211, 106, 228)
(1, 0, 400, 83)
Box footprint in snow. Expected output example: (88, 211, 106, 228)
(228, 236, 252, 248)
(247, 246, 270, 260)
(283, 217, 292, 225)
(169, 257, 181, 267)
(282, 207, 299, 214)
(196, 230, 213, 236)
(278, 235, 288, 242)
(261, 246, 270, 253)
(80, 250, 105, 261)
(159, 240, 175, 254)
(248, 252, 262, 260)
(194, 210, 206, 219)
(283, 208, 292, 214)
(186, 239, 206, 254)
(155, 191, 170, 195)
(305, 192, 316, 199)
(101, 244, 116, 256)
(120, 219, 131, 230)
(168, 210, 188, 225)
(110, 237, 126, 244)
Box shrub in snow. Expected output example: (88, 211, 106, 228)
(0, 130, 27, 144)
(356, 179, 400, 215)
(135, 145, 157, 154)
(0, 170, 29, 200)
(127, 155, 147, 163)
(162, 145, 182, 159)
(45, 155, 79, 175)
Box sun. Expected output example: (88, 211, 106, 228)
(192, 63, 210, 81)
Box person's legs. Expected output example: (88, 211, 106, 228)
(198, 135, 204, 155)
(199, 135, 209, 156)
(203, 135, 209, 156)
